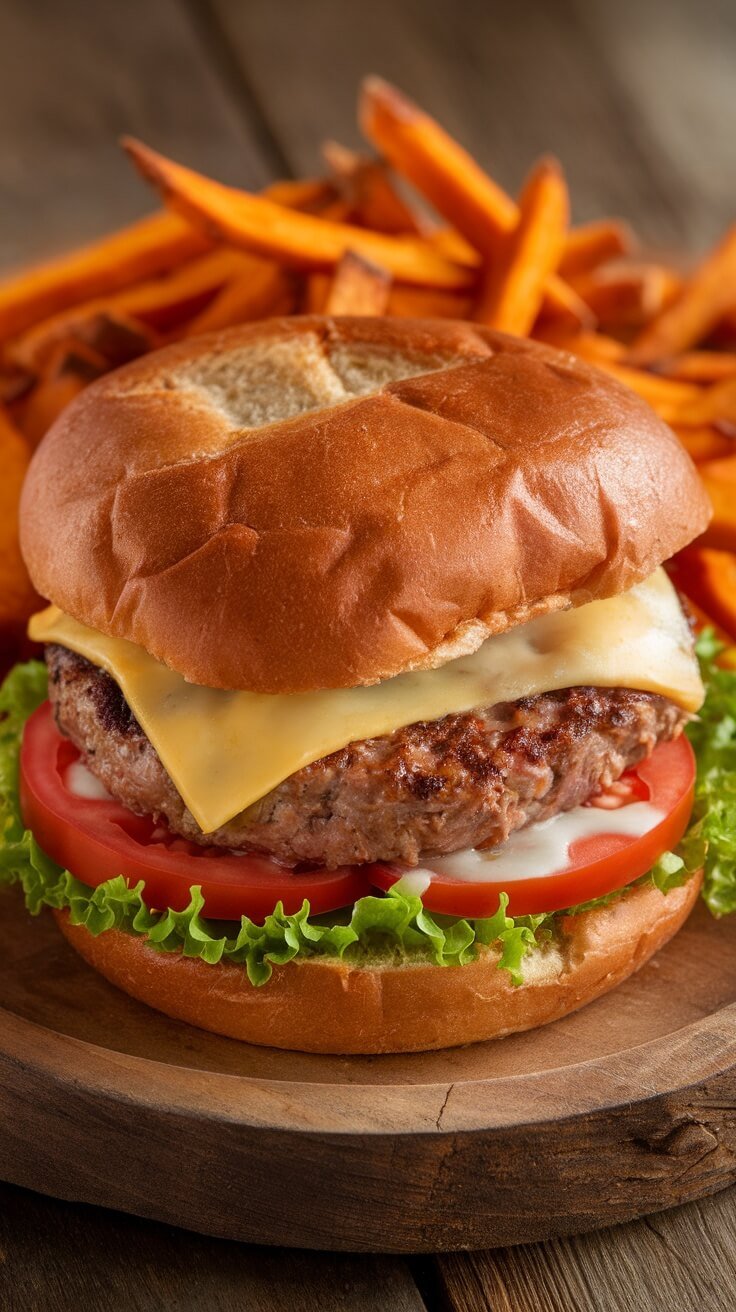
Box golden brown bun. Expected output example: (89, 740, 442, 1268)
(22, 317, 709, 693)
(54, 872, 701, 1054)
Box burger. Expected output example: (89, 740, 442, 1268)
(0, 316, 725, 1053)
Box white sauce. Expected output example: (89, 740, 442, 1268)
(65, 761, 113, 802)
(423, 802, 664, 885)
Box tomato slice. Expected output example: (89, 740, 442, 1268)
(369, 735, 696, 918)
(20, 702, 372, 920)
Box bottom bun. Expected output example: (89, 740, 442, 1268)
(54, 873, 702, 1054)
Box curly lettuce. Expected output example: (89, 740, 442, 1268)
(1, 635, 732, 988)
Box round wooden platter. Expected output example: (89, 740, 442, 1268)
(2, 887, 736, 1253)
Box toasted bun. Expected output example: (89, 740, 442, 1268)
(54, 872, 701, 1054)
(22, 317, 709, 693)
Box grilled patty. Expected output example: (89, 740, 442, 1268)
(46, 644, 687, 868)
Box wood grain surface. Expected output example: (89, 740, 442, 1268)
(2, 0, 736, 1307)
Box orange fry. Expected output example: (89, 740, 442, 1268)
(0, 407, 40, 659)
(359, 77, 589, 326)
(386, 286, 473, 319)
(671, 548, 736, 639)
(324, 251, 391, 316)
(123, 138, 477, 292)
(592, 360, 701, 422)
(629, 224, 736, 365)
(653, 350, 736, 384)
(264, 177, 338, 213)
(673, 376, 736, 429)
(570, 264, 682, 331)
(474, 158, 569, 335)
(541, 330, 626, 364)
(19, 342, 106, 446)
(0, 211, 211, 342)
(559, 219, 637, 279)
(672, 424, 735, 463)
(322, 140, 423, 235)
(697, 456, 736, 552)
(184, 263, 295, 336)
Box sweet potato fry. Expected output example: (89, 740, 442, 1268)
(474, 158, 569, 335)
(570, 264, 682, 332)
(670, 547, 736, 639)
(19, 342, 106, 446)
(8, 249, 253, 369)
(322, 140, 423, 235)
(653, 351, 736, 384)
(591, 360, 701, 422)
(184, 263, 295, 336)
(359, 77, 589, 326)
(697, 456, 736, 551)
(548, 331, 626, 363)
(123, 138, 477, 291)
(674, 376, 736, 428)
(386, 286, 473, 319)
(629, 224, 736, 365)
(324, 251, 391, 316)
(0, 406, 41, 646)
(264, 177, 338, 213)
(303, 274, 331, 314)
(559, 220, 637, 279)
(0, 211, 211, 343)
(671, 424, 735, 463)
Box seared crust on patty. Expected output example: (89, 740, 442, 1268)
(46, 644, 687, 868)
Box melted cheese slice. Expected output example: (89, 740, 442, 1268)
(29, 568, 703, 835)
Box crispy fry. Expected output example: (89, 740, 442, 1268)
(359, 77, 589, 325)
(629, 224, 736, 365)
(591, 360, 701, 422)
(533, 328, 626, 362)
(670, 548, 736, 639)
(559, 220, 637, 278)
(698, 456, 736, 551)
(324, 251, 391, 315)
(264, 177, 338, 213)
(303, 274, 331, 314)
(672, 424, 735, 463)
(19, 342, 106, 446)
(653, 350, 736, 384)
(570, 264, 682, 332)
(474, 158, 569, 335)
(323, 140, 423, 234)
(184, 263, 295, 336)
(8, 249, 254, 369)
(0, 211, 211, 343)
(123, 138, 477, 291)
(674, 376, 736, 428)
(0, 406, 40, 646)
(386, 286, 473, 319)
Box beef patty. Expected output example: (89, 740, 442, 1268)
(46, 644, 687, 868)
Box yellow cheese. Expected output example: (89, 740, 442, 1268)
(29, 569, 703, 835)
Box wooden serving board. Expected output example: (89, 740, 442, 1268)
(2, 886, 736, 1253)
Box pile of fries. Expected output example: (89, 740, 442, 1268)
(2, 75, 736, 671)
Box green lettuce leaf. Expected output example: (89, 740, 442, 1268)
(2, 641, 732, 989)
(685, 632, 736, 915)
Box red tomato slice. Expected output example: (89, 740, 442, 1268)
(369, 735, 696, 918)
(20, 702, 372, 921)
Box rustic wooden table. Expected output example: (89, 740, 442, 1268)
(2, 0, 736, 1308)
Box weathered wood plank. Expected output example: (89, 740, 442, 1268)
(209, 0, 734, 247)
(0, 0, 274, 272)
(0, 1181, 425, 1312)
(435, 1185, 736, 1312)
(576, 0, 736, 252)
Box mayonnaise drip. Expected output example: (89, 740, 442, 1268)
(420, 801, 664, 885)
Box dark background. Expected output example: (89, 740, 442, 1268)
(1, 1, 736, 1309)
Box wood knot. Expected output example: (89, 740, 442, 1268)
(639, 1120, 718, 1157)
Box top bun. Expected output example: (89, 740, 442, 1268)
(20, 317, 710, 694)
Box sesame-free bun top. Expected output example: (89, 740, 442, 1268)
(21, 317, 710, 694)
